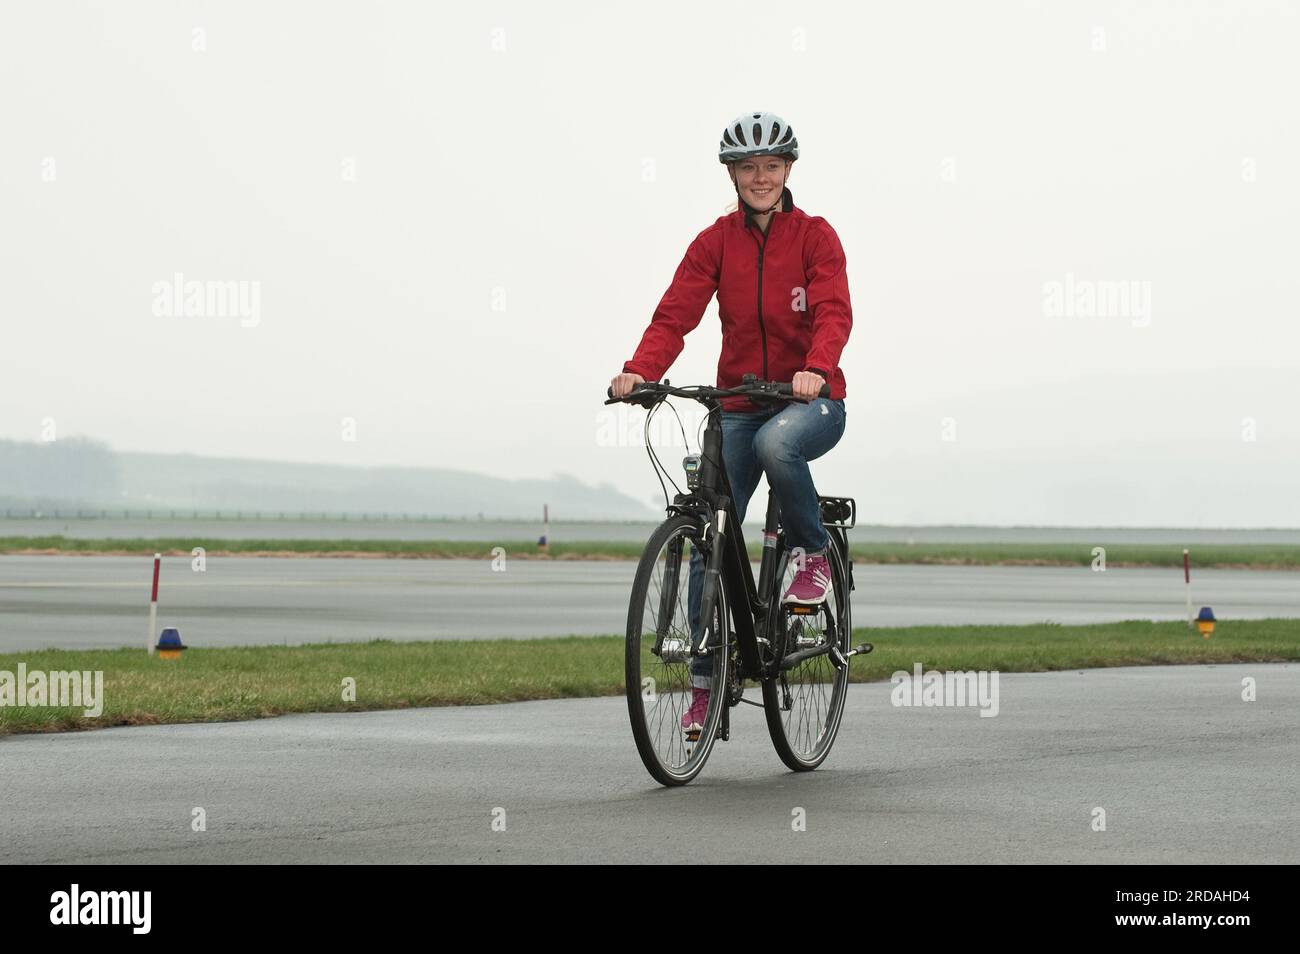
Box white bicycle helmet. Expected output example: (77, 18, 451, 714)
(718, 111, 799, 164)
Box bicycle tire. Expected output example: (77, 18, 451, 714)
(761, 537, 852, 771)
(625, 514, 730, 786)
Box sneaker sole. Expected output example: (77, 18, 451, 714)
(782, 593, 829, 606)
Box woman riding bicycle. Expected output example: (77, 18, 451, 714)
(609, 111, 853, 734)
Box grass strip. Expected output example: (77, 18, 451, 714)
(2, 619, 1295, 736)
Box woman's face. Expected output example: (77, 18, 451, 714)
(730, 155, 790, 208)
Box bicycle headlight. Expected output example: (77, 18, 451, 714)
(682, 454, 702, 490)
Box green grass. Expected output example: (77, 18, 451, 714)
(4, 535, 1300, 568)
(2, 619, 1295, 736)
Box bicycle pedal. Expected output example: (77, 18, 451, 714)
(683, 721, 726, 743)
(785, 604, 820, 616)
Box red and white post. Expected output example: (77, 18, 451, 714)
(148, 552, 161, 653)
(1183, 548, 1192, 629)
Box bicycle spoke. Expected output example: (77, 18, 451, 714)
(626, 518, 728, 785)
(765, 543, 851, 769)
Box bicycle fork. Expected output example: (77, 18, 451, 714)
(691, 507, 729, 659)
(652, 535, 684, 660)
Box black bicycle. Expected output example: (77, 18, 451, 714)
(606, 375, 871, 786)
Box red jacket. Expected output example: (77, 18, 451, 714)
(623, 187, 852, 412)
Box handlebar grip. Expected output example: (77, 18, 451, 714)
(607, 382, 658, 407)
(773, 382, 832, 399)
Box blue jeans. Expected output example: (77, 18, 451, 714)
(686, 398, 846, 685)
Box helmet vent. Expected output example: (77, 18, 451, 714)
(718, 112, 799, 164)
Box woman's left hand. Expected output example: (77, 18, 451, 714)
(791, 370, 826, 401)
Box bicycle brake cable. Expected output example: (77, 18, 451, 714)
(649, 400, 684, 497)
(662, 396, 690, 455)
(643, 397, 683, 507)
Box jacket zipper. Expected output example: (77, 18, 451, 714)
(751, 225, 770, 381)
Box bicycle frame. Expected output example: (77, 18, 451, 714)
(612, 376, 868, 778)
(608, 376, 856, 683)
(666, 402, 783, 683)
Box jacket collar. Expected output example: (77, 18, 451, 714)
(740, 185, 794, 229)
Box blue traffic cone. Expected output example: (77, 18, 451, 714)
(155, 626, 188, 660)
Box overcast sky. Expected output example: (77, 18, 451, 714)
(2, 1, 1297, 526)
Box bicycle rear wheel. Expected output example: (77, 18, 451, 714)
(762, 539, 852, 771)
(625, 514, 729, 786)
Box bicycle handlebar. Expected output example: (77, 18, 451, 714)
(605, 375, 830, 406)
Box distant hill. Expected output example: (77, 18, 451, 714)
(0, 439, 657, 521)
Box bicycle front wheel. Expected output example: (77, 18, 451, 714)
(625, 514, 729, 786)
(762, 539, 852, 771)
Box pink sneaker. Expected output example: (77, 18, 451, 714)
(783, 552, 832, 605)
(680, 686, 710, 735)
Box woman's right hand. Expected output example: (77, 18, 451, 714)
(610, 372, 645, 398)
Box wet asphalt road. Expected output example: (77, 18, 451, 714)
(2, 664, 1295, 864)
(1, 556, 1297, 651)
